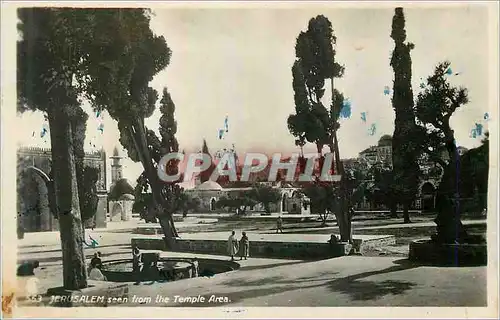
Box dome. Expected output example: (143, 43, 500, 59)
(119, 193, 135, 201)
(108, 178, 134, 200)
(196, 180, 223, 191)
(378, 135, 392, 147)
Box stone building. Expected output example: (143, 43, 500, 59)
(179, 177, 310, 215)
(107, 147, 135, 221)
(358, 134, 393, 167)
(352, 135, 467, 212)
(17, 147, 108, 232)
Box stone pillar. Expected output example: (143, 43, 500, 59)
(95, 193, 108, 228)
(110, 201, 123, 222)
(121, 201, 132, 221)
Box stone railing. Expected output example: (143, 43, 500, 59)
(131, 237, 362, 260)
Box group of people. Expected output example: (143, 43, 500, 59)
(227, 231, 250, 261)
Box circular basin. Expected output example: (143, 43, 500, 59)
(101, 258, 240, 283)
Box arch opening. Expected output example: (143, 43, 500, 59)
(281, 194, 288, 212)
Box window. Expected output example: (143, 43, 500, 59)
(415, 200, 422, 209)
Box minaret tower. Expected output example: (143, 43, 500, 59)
(110, 146, 123, 184)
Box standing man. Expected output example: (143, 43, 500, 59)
(227, 231, 239, 261)
(239, 232, 250, 260)
(132, 244, 142, 272)
(276, 216, 284, 233)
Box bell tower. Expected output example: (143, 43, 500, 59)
(110, 146, 123, 184)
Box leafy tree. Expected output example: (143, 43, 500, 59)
(287, 15, 352, 241)
(17, 8, 103, 289)
(365, 163, 397, 212)
(415, 61, 469, 243)
(446, 133, 488, 216)
(132, 178, 154, 222)
(300, 183, 338, 225)
(79, 10, 182, 246)
(108, 178, 135, 201)
(247, 184, 282, 213)
(216, 192, 258, 215)
(177, 193, 201, 217)
(390, 7, 420, 223)
(344, 160, 371, 209)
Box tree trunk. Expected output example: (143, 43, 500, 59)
(158, 215, 176, 248)
(403, 202, 411, 223)
(320, 212, 328, 226)
(330, 133, 351, 243)
(128, 119, 179, 242)
(47, 106, 87, 290)
(390, 202, 398, 218)
(433, 138, 468, 243)
(264, 203, 270, 213)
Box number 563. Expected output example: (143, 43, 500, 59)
(28, 295, 42, 303)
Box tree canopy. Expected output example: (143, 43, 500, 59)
(390, 7, 420, 223)
(247, 184, 282, 213)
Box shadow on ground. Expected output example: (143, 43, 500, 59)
(237, 260, 312, 272)
(158, 259, 420, 307)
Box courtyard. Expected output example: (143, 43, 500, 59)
(17, 213, 488, 307)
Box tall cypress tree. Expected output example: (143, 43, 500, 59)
(200, 139, 216, 183)
(390, 7, 420, 223)
(287, 15, 353, 242)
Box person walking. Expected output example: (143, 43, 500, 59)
(239, 232, 250, 260)
(276, 216, 284, 233)
(191, 258, 199, 278)
(227, 231, 239, 261)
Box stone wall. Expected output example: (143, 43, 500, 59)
(132, 237, 356, 259)
(17, 147, 108, 232)
(109, 199, 133, 222)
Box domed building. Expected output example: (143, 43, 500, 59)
(108, 147, 135, 221)
(185, 180, 226, 211)
(378, 134, 392, 147)
(181, 175, 310, 215)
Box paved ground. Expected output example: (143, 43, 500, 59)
(16, 216, 488, 307)
(122, 255, 486, 307)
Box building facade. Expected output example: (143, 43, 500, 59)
(107, 147, 135, 222)
(179, 178, 311, 215)
(352, 135, 463, 212)
(17, 147, 108, 232)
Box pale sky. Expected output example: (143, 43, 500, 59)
(15, 4, 492, 189)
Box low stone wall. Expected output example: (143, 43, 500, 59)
(409, 239, 487, 266)
(131, 236, 394, 260)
